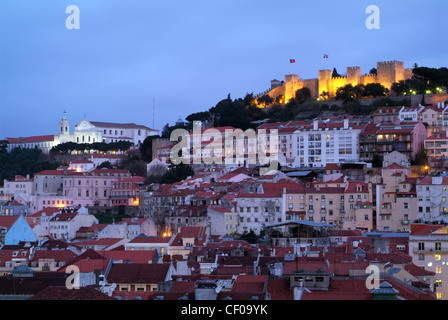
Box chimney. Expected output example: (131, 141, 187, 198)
(438, 102, 441, 109)
(343, 119, 349, 129)
(313, 120, 318, 131)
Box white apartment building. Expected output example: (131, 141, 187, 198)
(398, 106, 424, 122)
(235, 182, 293, 235)
(409, 224, 448, 300)
(416, 176, 448, 224)
(293, 119, 361, 168)
(49, 206, 98, 240)
(3, 175, 34, 197)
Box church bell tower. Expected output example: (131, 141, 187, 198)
(59, 111, 70, 136)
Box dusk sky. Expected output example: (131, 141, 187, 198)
(1, 0, 447, 138)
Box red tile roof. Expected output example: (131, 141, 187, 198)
(107, 263, 170, 284)
(0, 249, 31, 267)
(128, 235, 171, 244)
(6, 135, 55, 143)
(361, 123, 382, 135)
(31, 249, 78, 262)
(404, 263, 436, 276)
(89, 121, 156, 131)
(27, 207, 60, 218)
(410, 224, 446, 235)
(0, 216, 19, 228)
(171, 227, 208, 247)
(267, 278, 293, 300)
(99, 250, 155, 264)
(59, 258, 111, 273)
(231, 275, 268, 294)
(74, 238, 124, 248)
(29, 286, 114, 300)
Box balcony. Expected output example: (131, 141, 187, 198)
(413, 247, 448, 253)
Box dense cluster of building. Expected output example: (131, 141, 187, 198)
(1, 102, 448, 300)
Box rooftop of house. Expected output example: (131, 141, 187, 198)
(29, 285, 114, 300)
(106, 263, 170, 284)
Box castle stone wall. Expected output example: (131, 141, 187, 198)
(262, 60, 415, 105)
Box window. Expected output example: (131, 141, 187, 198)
(435, 242, 442, 251)
(436, 266, 442, 274)
(403, 202, 409, 210)
(418, 242, 425, 251)
(435, 254, 441, 261)
(418, 254, 425, 261)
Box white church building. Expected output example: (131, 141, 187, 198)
(6, 112, 159, 153)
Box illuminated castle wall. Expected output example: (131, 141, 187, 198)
(263, 60, 413, 104)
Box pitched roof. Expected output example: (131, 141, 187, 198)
(6, 135, 55, 144)
(410, 224, 446, 235)
(128, 234, 171, 244)
(89, 121, 156, 131)
(99, 250, 156, 264)
(107, 263, 170, 283)
(170, 227, 208, 247)
(0, 216, 19, 228)
(27, 207, 60, 218)
(29, 286, 114, 300)
(50, 212, 78, 222)
(404, 263, 436, 276)
(30, 249, 78, 262)
(59, 258, 111, 273)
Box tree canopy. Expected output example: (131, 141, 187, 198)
(51, 141, 133, 154)
(0, 147, 60, 181)
(139, 135, 161, 162)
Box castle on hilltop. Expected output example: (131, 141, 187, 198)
(262, 60, 413, 104)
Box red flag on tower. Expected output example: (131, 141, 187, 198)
(289, 59, 295, 63)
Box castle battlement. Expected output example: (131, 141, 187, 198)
(331, 76, 347, 81)
(284, 74, 299, 83)
(258, 60, 412, 106)
(377, 60, 404, 66)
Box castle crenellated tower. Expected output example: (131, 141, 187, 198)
(347, 66, 361, 86)
(284, 74, 299, 103)
(318, 69, 332, 97)
(376, 60, 405, 90)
